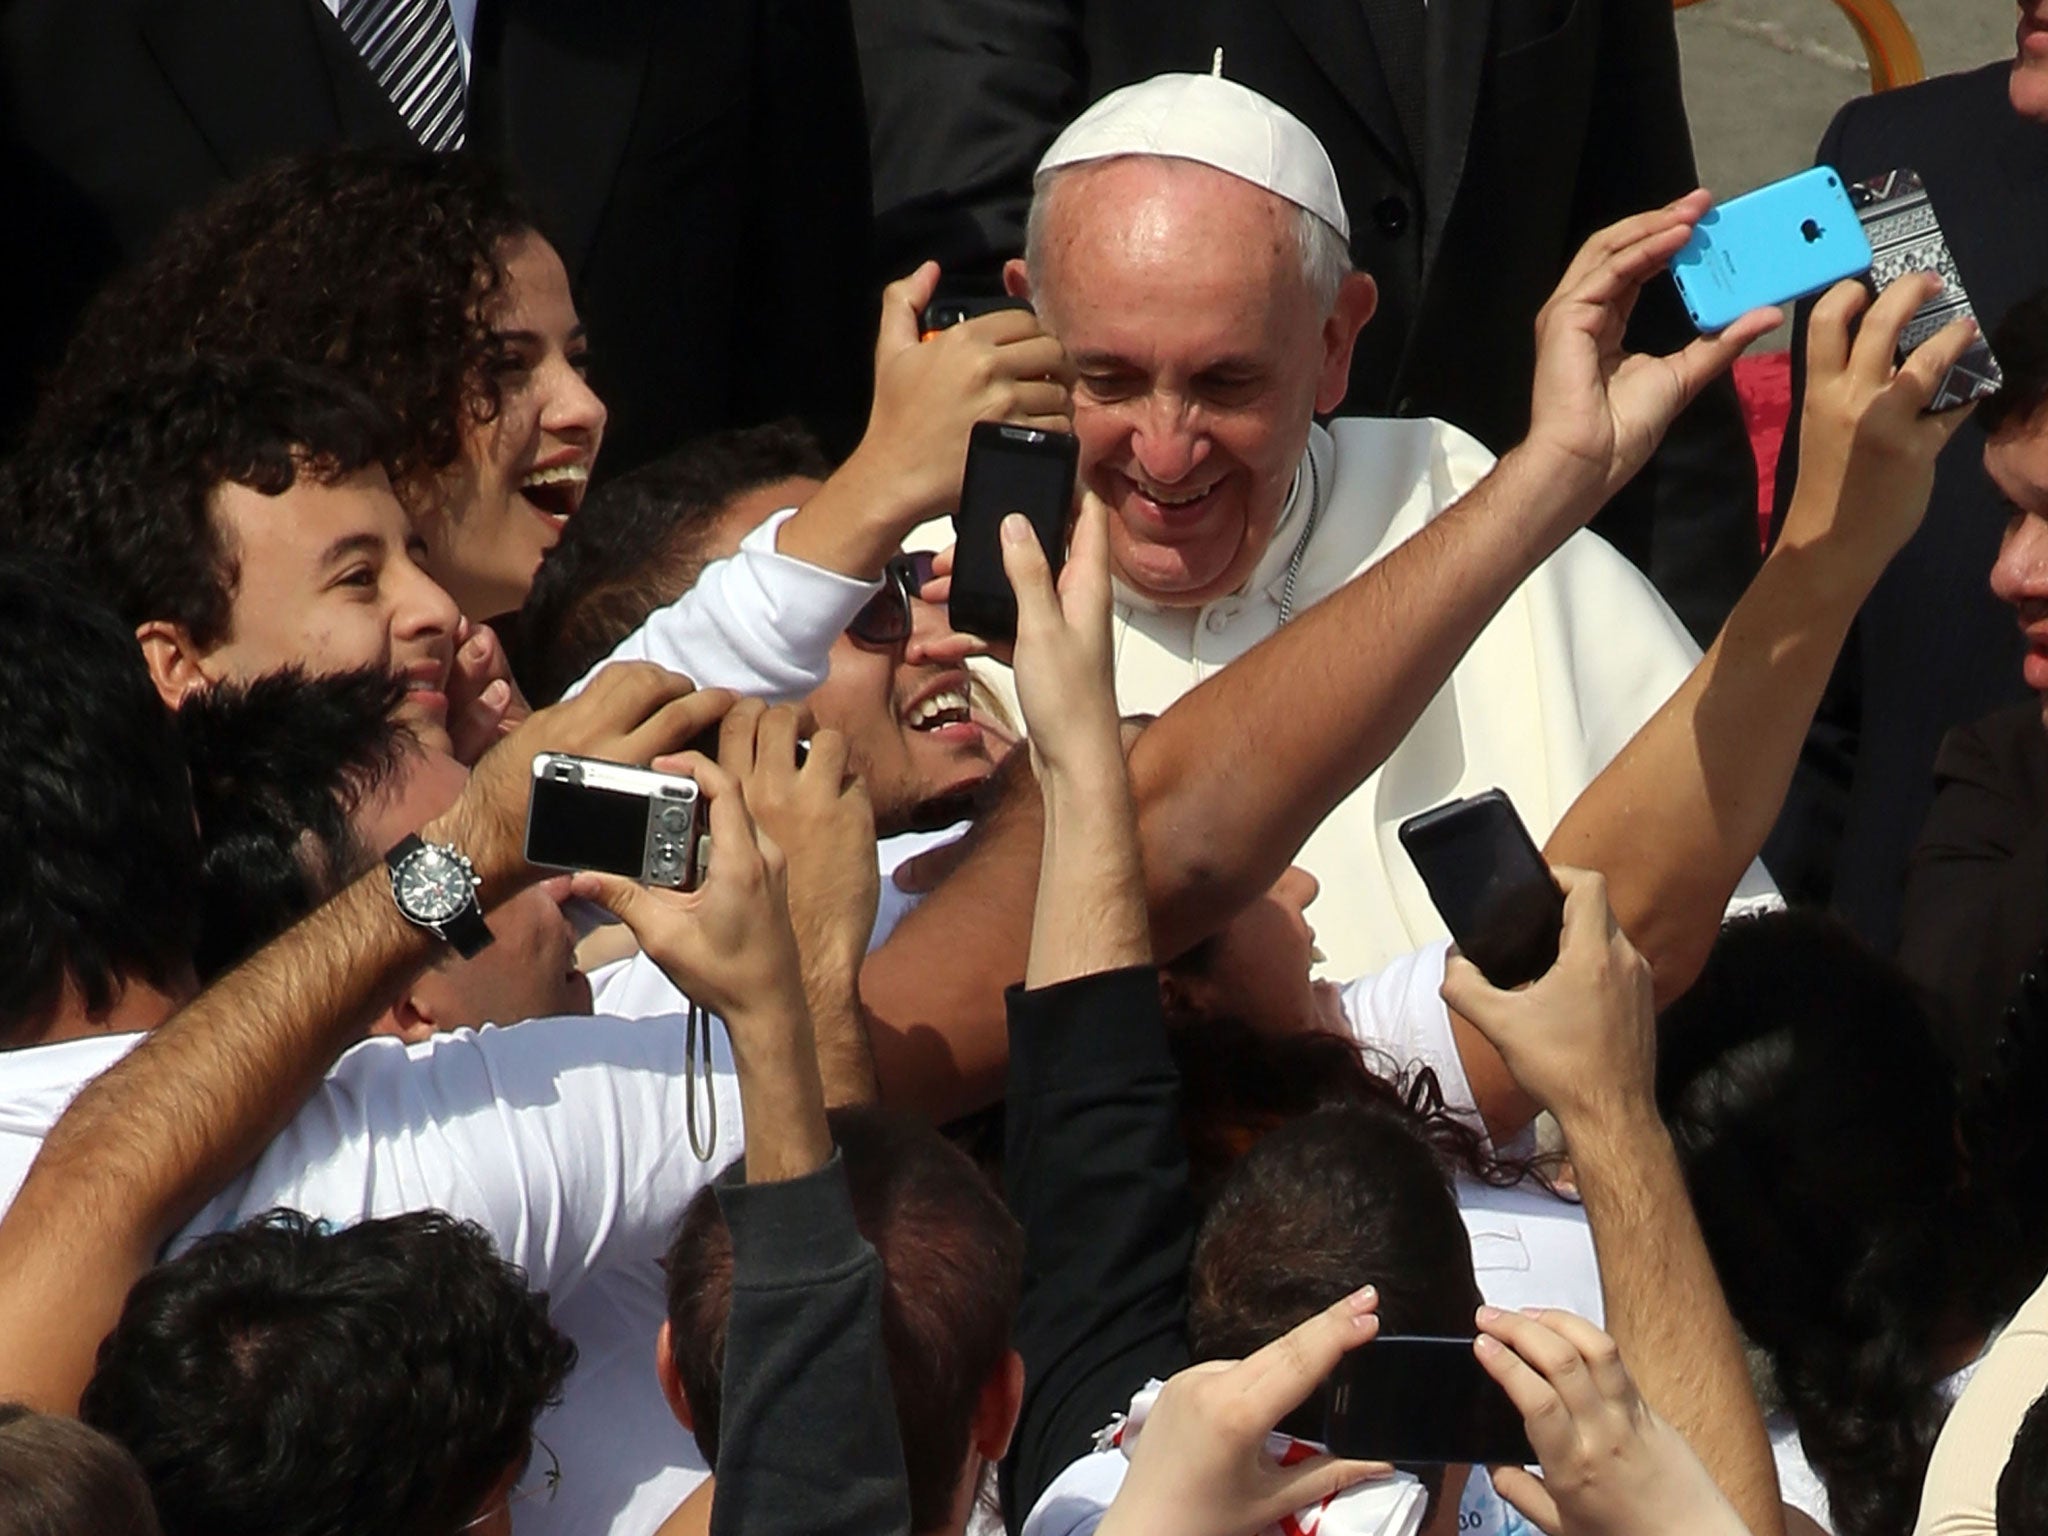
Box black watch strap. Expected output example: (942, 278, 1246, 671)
(435, 899, 495, 960)
(385, 834, 495, 960)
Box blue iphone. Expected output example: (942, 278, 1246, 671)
(1671, 167, 1873, 333)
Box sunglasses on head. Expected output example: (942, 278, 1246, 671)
(846, 551, 940, 647)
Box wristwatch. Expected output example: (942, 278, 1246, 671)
(384, 834, 494, 958)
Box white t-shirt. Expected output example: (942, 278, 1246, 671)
(0, 1015, 746, 1536)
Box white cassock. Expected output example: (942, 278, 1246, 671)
(925, 415, 1777, 980)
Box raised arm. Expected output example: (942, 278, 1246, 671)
(713, 701, 884, 1108)
(865, 195, 1777, 1122)
(0, 664, 733, 1411)
(1443, 870, 1785, 1536)
(571, 265, 1075, 702)
(995, 500, 1206, 1525)
(1545, 273, 1981, 1004)
(573, 758, 912, 1536)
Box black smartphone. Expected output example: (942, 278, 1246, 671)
(920, 295, 1035, 337)
(949, 421, 1079, 642)
(1321, 1337, 1534, 1466)
(1396, 789, 1565, 989)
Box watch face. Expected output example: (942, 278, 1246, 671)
(394, 846, 473, 925)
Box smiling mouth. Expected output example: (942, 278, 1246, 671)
(519, 463, 589, 525)
(904, 686, 973, 732)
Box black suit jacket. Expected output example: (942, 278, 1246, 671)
(854, 0, 1761, 645)
(0, 0, 875, 469)
(1764, 63, 2048, 950)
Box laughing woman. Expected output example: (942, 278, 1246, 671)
(39, 147, 606, 623)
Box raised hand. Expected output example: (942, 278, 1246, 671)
(1439, 867, 1656, 1131)
(1006, 490, 1121, 789)
(1097, 1286, 1394, 1536)
(851, 262, 1075, 523)
(567, 757, 806, 1030)
(1474, 1307, 1750, 1536)
(1778, 272, 1981, 571)
(700, 701, 879, 1099)
(1524, 192, 1782, 509)
(449, 662, 737, 899)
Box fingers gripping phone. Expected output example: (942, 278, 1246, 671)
(1320, 1337, 1535, 1466)
(1397, 789, 1566, 989)
(525, 753, 709, 890)
(948, 421, 1079, 643)
(1849, 168, 2003, 413)
(1672, 166, 1873, 333)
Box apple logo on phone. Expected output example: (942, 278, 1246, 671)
(1800, 218, 1823, 244)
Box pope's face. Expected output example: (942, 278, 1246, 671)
(1021, 157, 1368, 607)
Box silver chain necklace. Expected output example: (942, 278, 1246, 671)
(1276, 445, 1323, 626)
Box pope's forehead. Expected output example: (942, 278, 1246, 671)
(1043, 156, 1300, 245)
(1035, 159, 1303, 318)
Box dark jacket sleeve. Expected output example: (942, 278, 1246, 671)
(710, 1154, 911, 1536)
(1899, 705, 2048, 1082)
(849, 0, 1083, 286)
(1000, 965, 1195, 1530)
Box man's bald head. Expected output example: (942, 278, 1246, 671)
(1003, 156, 1376, 606)
(1022, 154, 1352, 331)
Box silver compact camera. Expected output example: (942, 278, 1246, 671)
(524, 752, 708, 890)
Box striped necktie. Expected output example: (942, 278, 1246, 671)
(339, 0, 466, 151)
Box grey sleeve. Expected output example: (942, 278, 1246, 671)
(710, 1154, 912, 1536)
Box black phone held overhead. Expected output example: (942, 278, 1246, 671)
(1397, 789, 1565, 989)
(948, 421, 1078, 643)
(1320, 1336, 1535, 1466)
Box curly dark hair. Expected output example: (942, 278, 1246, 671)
(509, 421, 832, 704)
(0, 554, 200, 1043)
(1162, 1007, 1552, 1207)
(1659, 910, 2010, 1536)
(80, 1209, 576, 1536)
(42, 147, 536, 489)
(3, 353, 399, 648)
(178, 666, 415, 981)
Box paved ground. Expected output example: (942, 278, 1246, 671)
(1675, 0, 2016, 345)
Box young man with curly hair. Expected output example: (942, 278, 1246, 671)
(2, 351, 468, 755)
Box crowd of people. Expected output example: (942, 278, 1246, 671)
(7, 3, 2048, 1535)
